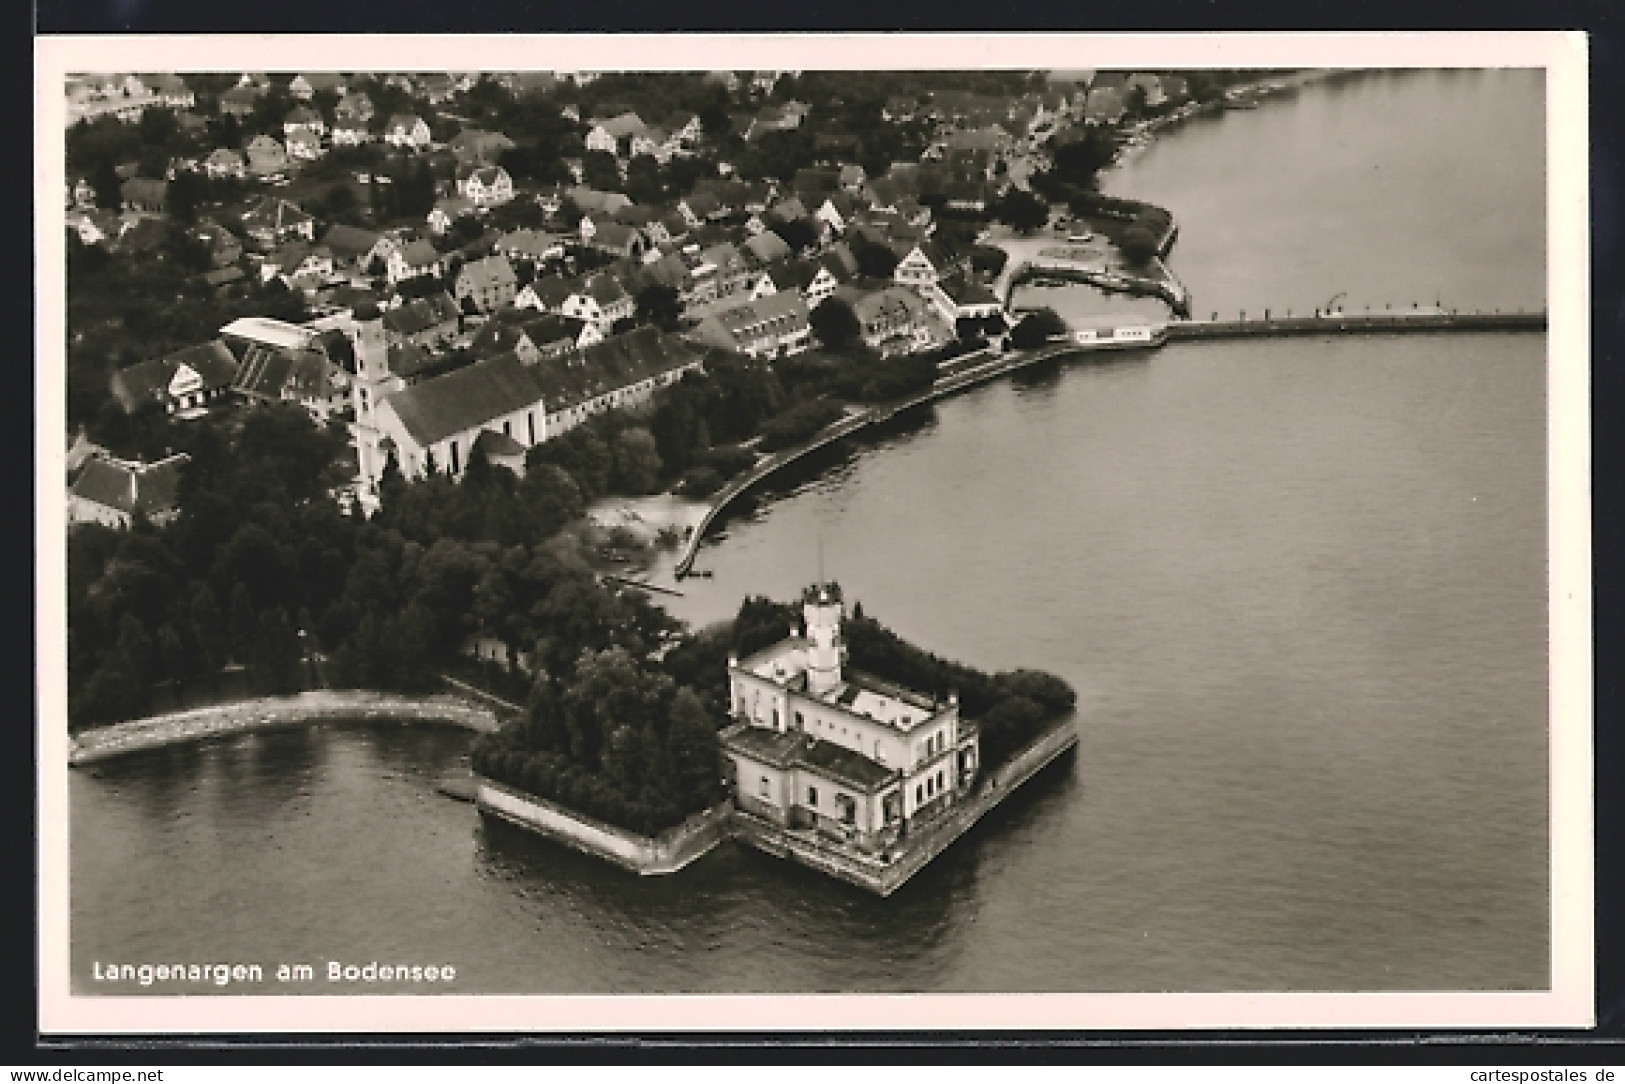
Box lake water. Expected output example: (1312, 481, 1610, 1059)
(70, 68, 1551, 994)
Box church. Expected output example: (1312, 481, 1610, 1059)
(720, 582, 981, 855)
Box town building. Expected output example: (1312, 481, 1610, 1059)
(689, 291, 812, 359)
(720, 582, 980, 854)
(67, 453, 191, 529)
(454, 254, 519, 313)
(109, 339, 241, 417)
(383, 113, 432, 150)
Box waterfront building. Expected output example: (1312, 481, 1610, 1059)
(688, 290, 812, 359)
(721, 582, 981, 853)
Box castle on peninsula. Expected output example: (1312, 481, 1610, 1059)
(719, 582, 981, 854)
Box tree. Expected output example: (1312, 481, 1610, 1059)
(991, 188, 1049, 235)
(769, 216, 818, 254)
(1120, 224, 1159, 267)
(611, 428, 663, 495)
(90, 158, 122, 210)
(635, 283, 682, 331)
(158, 622, 194, 700)
(1008, 307, 1067, 349)
(581, 149, 621, 192)
(809, 297, 862, 351)
(229, 582, 257, 666)
(969, 244, 1009, 277)
(851, 236, 900, 280)
(667, 686, 722, 809)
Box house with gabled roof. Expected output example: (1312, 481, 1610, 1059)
(245, 134, 289, 177)
(320, 224, 387, 270)
(585, 111, 649, 154)
(449, 127, 516, 166)
(689, 241, 752, 305)
(386, 237, 444, 284)
(384, 113, 432, 150)
(330, 119, 372, 146)
(190, 221, 243, 268)
(241, 197, 314, 248)
(1084, 85, 1126, 125)
(457, 164, 514, 207)
(382, 292, 461, 348)
(689, 290, 812, 359)
(262, 240, 336, 290)
(514, 274, 575, 314)
(803, 242, 859, 307)
(335, 90, 374, 122)
(493, 229, 568, 266)
(219, 83, 260, 118)
(560, 271, 634, 331)
(120, 177, 167, 215)
(567, 186, 633, 217)
(204, 147, 246, 179)
(68, 453, 191, 529)
(472, 309, 603, 363)
(581, 219, 646, 261)
(284, 128, 324, 162)
(110, 339, 241, 416)
(742, 229, 793, 268)
(835, 284, 934, 356)
(454, 254, 519, 313)
(283, 105, 326, 138)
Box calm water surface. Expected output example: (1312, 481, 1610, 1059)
(71, 69, 1550, 993)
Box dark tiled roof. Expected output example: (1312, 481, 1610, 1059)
(321, 224, 382, 262)
(71, 453, 189, 518)
(383, 353, 545, 448)
(720, 723, 804, 768)
(794, 737, 896, 792)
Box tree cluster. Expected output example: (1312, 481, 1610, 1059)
(840, 609, 1076, 772)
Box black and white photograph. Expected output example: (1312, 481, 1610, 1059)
(34, 33, 1592, 1034)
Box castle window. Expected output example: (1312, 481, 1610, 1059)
(915, 785, 923, 804)
(937, 770, 945, 791)
(807, 786, 818, 806)
(795, 711, 804, 730)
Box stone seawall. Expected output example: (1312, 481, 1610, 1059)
(475, 777, 734, 875)
(68, 690, 499, 766)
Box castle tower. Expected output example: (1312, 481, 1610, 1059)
(803, 581, 844, 696)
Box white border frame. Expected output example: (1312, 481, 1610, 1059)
(35, 31, 1593, 1034)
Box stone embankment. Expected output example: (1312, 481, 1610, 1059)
(477, 715, 1079, 896)
(68, 690, 499, 766)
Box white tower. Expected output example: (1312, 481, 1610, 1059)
(803, 581, 844, 696)
(350, 302, 395, 497)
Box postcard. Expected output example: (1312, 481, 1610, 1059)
(35, 31, 1593, 1035)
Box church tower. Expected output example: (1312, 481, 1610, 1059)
(349, 301, 395, 503)
(803, 581, 844, 696)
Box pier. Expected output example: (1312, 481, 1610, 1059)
(673, 303, 1546, 579)
(1163, 309, 1546, 340)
